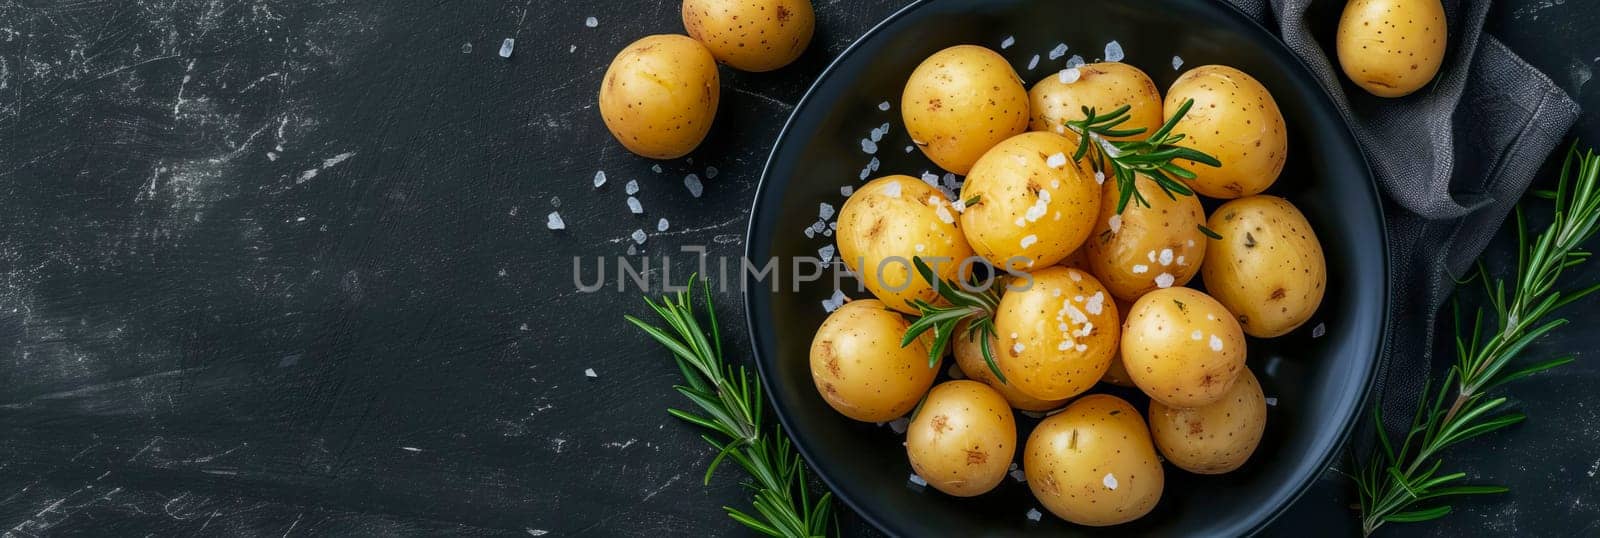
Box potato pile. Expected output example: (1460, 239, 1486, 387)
(809, 44, 1328, 527)
(599, 1, 815, 158)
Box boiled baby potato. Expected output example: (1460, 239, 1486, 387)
(959, 132, 1101, 270)
(1202, 195, 1327, 337)
(1122, 287, 1247, 408)
(682, 0, 814, 72)
(1336, 0, 1447, 97)
(1163, 65, 1286, 199)
(809, 299, 938, 422)
(906, 380, 1017, 496)
(993, 266, 1119, 401)
(1025, 394, 1164, 526)
(1029, 62, 1163, 140)
(836, 175, 975, 314)
(953, 322, 1068, 412)
(902, 45, 1030, 175)
(1084, 174, 1208, 301)
(1149, 369, 1268, 474)
(599, 35, 720, 159)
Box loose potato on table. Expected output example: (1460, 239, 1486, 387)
(1025, 394, 1164, 526)
(1202, 195, 1327, 337)
(902, 45, 1030, 175)
(1084, 175, 1208, 301)
(1336, 0, 1447, 97)
(598, 35, 720, 159)
(1122, 287, 1247, 408)
(836, 175, 975, 314)
(953, 323, 1068, 412)
(682, 0, 815, 72)
(906, 380, 1017, 497)
(809, 299, 939, 422)
(1149, 369, 1268, 474)
(1029, 62, 1164, 140)
(993, 266, 1119, 401)
(959, 132, 1101, 270)
(1163, 65, 1286, 199)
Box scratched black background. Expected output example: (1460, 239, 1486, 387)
(0, 1, 1596, 536)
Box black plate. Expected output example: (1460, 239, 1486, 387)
(743, 0, 1388, 535)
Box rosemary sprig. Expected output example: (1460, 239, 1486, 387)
(1353, 144, 1600, 535)
(627, 279, 835, 538)
(900, 257, 1005, 382)
(1066, 98, 1221, 214)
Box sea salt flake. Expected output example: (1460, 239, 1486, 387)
(1103, 473, 1119, 490)
(1192, 330, 1204, 341)
(1172, 55, 1185, 70)
(546, 212, 566, 230)
(1046, 152, 1067, 168)
(840, 185, 854, 196)
(821, 289, 847, 312)
(705, 166, 719, 179)
(1132, 264, 1148, 274)
(819, 202, 835, 221)
(1094, 171, 1106, 185)
(1312, 322, 1327, 338)
(1057, 342, 1071, 351)
(1066, 54, 1085, 69)
(914, 244, 925, 253)
(1020, 234, 1038, 248)
(1147, 250, 1157, 262)
(651, 164, 663, 174)
(861, 138, 878, 154)
(498, 38, 515, 58)
(869, 157, 881, 172)
(1176, 255, 1186, 266)
(904, 145, 915, 153)
(1012, 343, 1025, 353)
(1057, 68, 1081, 84)
(878, 101, 891, 111)
(1048, 43, 1068, 60)
(631, 229, 648, 244)
(1158, 248, 1174, 266)
(1085, 292, 1105, 315)
(935, 203, 955, 224)
(818, 244, 835, 263)
(627, 196, 643, 214)
(1001, 36, 1016, 49)
(883, 181, 902, 198)
(1155, 273, 1175, 288)
(1209, 334, 1224, 352)
(593, 170, 607, 188)
(951, 199, 966, 212)
(625, 179, 639, 195)
(921, 172, 940, 186)
(908, 474, 927, 487)
(657, 218, 669, 232)
(1010, 466, 1027, 482)
(585, 368, 598, 378)
(859, 167, 871, 181)
(1027, 54, 1040, 70)
(1026, 508, 1042, 521)
(1265, 397, 1279, 407)
(585, 16, 598, 27)
(1075, 343, 1087, 352)
(1104, 40, 1124, 62)
(685, 174, 704, 197)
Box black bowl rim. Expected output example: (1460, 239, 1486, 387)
(741, 0, 1391, 534)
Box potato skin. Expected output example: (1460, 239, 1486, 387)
(953, 323, 1068, 412)
(1025, 394, 1164, 526)
(902, 45, 1030, 175)
(1336, 0, 1447, 97)
(1163, 65, 1286, 199)
(1084, 175, 1208, 301)
(906, 380, 1017, 497)
(1030, 62, 1163, 140)
(1149, 369, 1267, 474)
(682, 0, 814, 72)
(1100, 297, 1135, 387)
(993, 267, 1120, 401)
(809, 299, 938, 422)
(599, 35, 720, 159)
(836, 176, 975, 314)
(1201, 195, 1327, 337)
(1122, 287, 1247, 408)
(959, 132, 1101, 270)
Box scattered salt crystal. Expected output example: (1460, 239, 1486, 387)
(869, 157, 880, 172)
(593, 170, 607, 188)
(625, 179, 639, 195)
(1132, 264, 1148, 274)
(904, 145, 915, 153)
(627, 196, 643, 214)
(685, 174, 704, 197)
(1048, 43, 1068, 60)
(859, 167, 871, 181)
(870, 127, 885, 143)
(651, 164, 663, 174)
(1010, 332, 1019, 339)
(1186, 239, 1195, 247)
(1094, 171, 1105, 185)
(1020, 234, 1038, 248)
(1104, 40, 1124, 62)
(819, 203, 835, 221)
(818, 244, 835, 263)
(1057, 342, 1071, 351)
(1172, 55, 1185, 70)
(1046, 152, 1067, 168)
(498, 38, 515, 58)
(883, 181, 902, 198)
(1026, 508, 1042, 522)
(1001, 36, 1016, 49)
(840, 185, 854, 196)
(821, 289, 847, 312)
(921, 172, 939, 185)
(1103, 473, 1118, 490)
(861, 138, 878, 154)
(935, 203, 955, 224)
(878, 101, 891, 111)
(569, 44, 576, 53)
(1176, 255, 1186, 266)
(657, 218, 669, 232)
(951, 199, 966, 213)
(1265, 397, 1279, 406)
(1012, 342, 1025, 353)
(1147, 250, 1157, 263)
(461, 43, 472, 54)
(1057, 68, 1081, 84)
(1066, 54, 1085, 69)
(890, 418, 910, 434)
(1155, 273, 1175, 288)
(1109, 215, 1122, 233)
(1075, 343, 1087, 352)
(630, 229, 648, 244)
(941, 173, 959, 190)
(585, 16, 598, 27)
(1209, 334, 1224, 352)
(705, 166, 718, 179)
(908, 474, 927, 487)
(1027, 54, 1040, 70)
(585, 368, 598, 378)
(1312, 322, 1327, 338)
(1068, 271, 1081, 282)
(1084, 292, 1105, 315)
(546, 212, 566, 230)
(809, 221, 826, 236)
(1158, 248, 1174, 266)
(1191, 329, 1203, 341)
(914, 244, 925, 253)
(627, 244, 637, 255)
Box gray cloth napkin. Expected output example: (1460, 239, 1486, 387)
(1224, 0, 1580, 438)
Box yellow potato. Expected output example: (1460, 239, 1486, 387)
(1121, 287, 1247, 408)
(959, 132, 1101, 270)
(1084, 176, 1208, 301)
(1201, 195, 1327, 337)
(1025, 394, 1164, 526)
(809, 299, 939, 422)
(682, 0, 814, 72)
(906, 380, 1017, 497)
(902, 45, 1030, 175)
(1163, 65, 1286, 199)
(1029, 62, 1163, 140)
(598, 35, 720, 159)
(1149, 369, 1268, 474)
(1336, 0, 1447, 97)
(953, 322, 1068, 412)
(993, 266, 1119, 401)
(836, 176, 975, 314)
